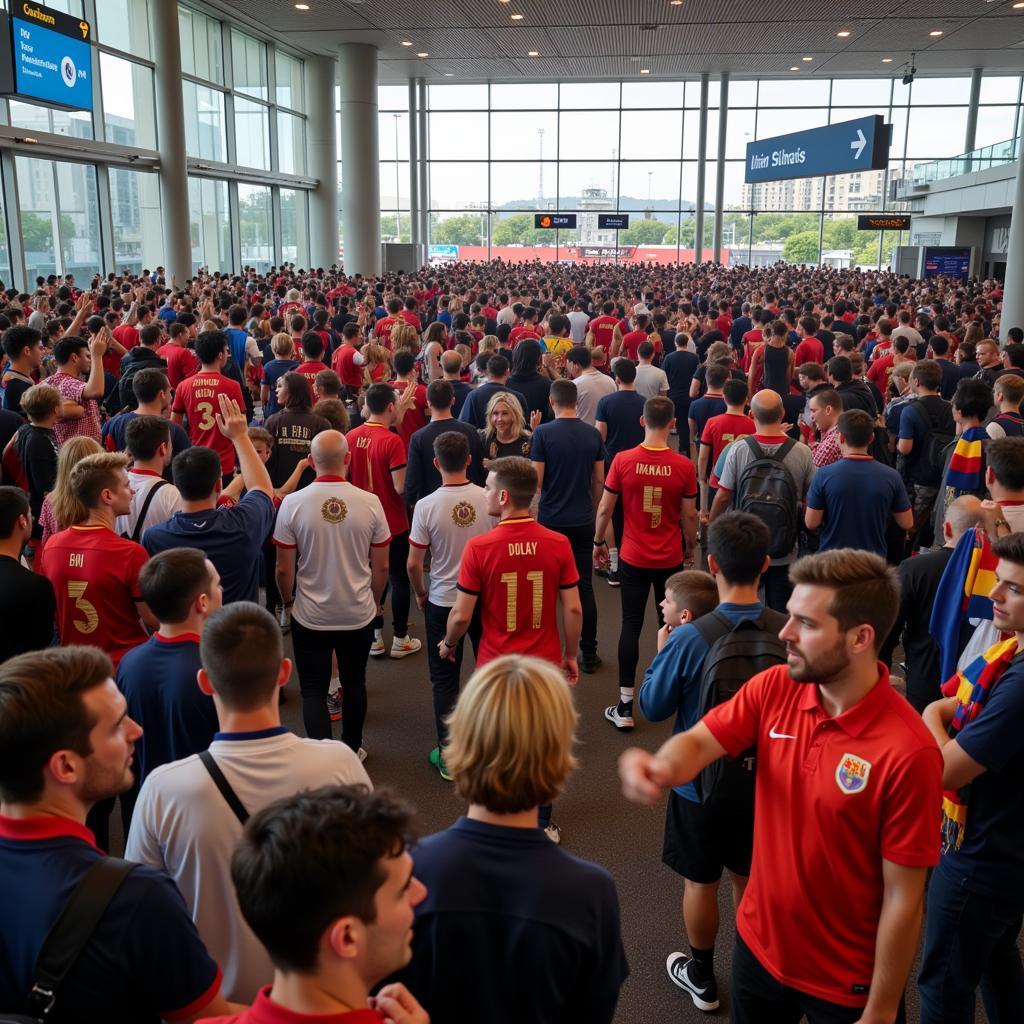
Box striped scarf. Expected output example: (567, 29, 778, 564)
(939, 637, 1020, 853)
(943, 426, 989, 494)
(930, 526, 1000, 681)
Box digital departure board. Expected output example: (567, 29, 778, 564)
(534, 214, 577, 229)
(857, 215, 911, 231)
(6, 3, 92, 111)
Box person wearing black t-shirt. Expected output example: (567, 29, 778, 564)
(1, 325, 44, 417)
(0, 486, 55, 662)
(663, 334, 700, 453)
(508, 337, 554, 424)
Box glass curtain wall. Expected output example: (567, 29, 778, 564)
(416, 76, 1024, 268)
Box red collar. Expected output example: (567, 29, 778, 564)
(498, 516, 534, 526)
(130, 468, 164, 479)
(844, 454, 874, 461)
(797, 663, 892, 736)
(315, 475, 347, 483)
(0, 814, 99, 851)
(243, 988, 385, 1023)
(753, 433, 788, 444)
(154, 632, 201, 644)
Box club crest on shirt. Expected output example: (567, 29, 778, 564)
(835, 753, 871, 794)
(321, 496, 348, 524)
(451, 501, 477, 528)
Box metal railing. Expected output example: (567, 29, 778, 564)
(912, 137, 1020, 186)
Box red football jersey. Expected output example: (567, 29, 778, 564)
(332, 345, 363, 390)
(605, 444, 697, 569)
(39, 525, 149, 669)
(701, 412, 756, 465)
(346, 421, 408, 534)
(587, 315, 618, 352)
(390, 381, 429, 447)
(457, 517, 579, 667)
(157, 343, 200, 389)
(294, 360, 330, 396)
(507, 325, 541, 348)
(621, 329, 647, 362)
(373, 316, 399, 349)
(171, 371, 244, 474)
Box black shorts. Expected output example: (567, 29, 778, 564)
(662, 789, 753, 883)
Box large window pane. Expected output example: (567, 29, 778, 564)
(96, 0, 150, 58)
(906, 107, 968, 157)
(428, 84, 488, 110)
(617, 162, 681, 209)
(17, 156, 59, 281)
(490, 83, 557, 109)
(55, 161, 101, 281)
(910, 77, 971, 105)
(277, 111, 306, 174)
(9, 100, 93, 140)
(729, 80, 758, 107)
(559, 111, 619, 160)
(726, 109, 756, 159)
(429, 112, 487, 159)
(490, 111, 557, 160)
(231, 31, 267, 101)
(491, 162, 556, 208)
(757, 79, 829, 107)
(976, 106, 1020, 148)
(238, 184, 272, 272)
(980, 76, 1021, 105)
(379, 112, 410, 160)
(379, 162, 410, 209)
(280, 188, 309, 267)
(621, 81, 684, 108)
(275, 52, 304, 111)
(620, 110, 681, 159)
(189, 177, 230, 273)
(110, 168, 163, 275)
(756, 108, 829, 140)
(235, 97, 270, 169)
(100, 54, 156, 148)
(183, 81, 226, 161)
(429, 163, 487, 209)
(831, 79, 891, 106)
(559, 163, 616, 205)
(431, 211, 488, 250)
(559, 82, 620, 108)
(179, 6, 223, 85)
(491, 210, 557, 254)
(378, 86, 408, 111)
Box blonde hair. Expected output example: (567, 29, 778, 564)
(891, 360, 915, 383)
(70, 452, 131, 510)
(19, 383, 60, 422)
(996, 373, 1024, 406)
(445, 655, 578, 813)
(390, 322, 419, 353)
(270, 332, 294, 358)
(478, 335, 499, 356)
(50, 436, 103, 529)
(485, 390, 527, 439)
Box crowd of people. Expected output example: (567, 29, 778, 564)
(0, 256, 1022, 1023)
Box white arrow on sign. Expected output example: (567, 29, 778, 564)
(851, 128, 867, 160)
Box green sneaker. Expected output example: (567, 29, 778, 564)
(429, 747, 453, 782)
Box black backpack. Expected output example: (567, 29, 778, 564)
(692, 609, 788, 811)
(733, 436, 799, 560)
(907, 396, 955, 487)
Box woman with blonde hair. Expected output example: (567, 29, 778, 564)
(397, 654, 628, 1023)
(37, 435, 102, 550)
(391, 321, 420, 356)
(260, 333, 299, 416)
(480, 391, 532, 462)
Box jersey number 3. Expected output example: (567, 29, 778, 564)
(67, 580, 99, 634)
(500, 570, 544, 631)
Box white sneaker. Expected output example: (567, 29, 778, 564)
(369, 638, 385, 657)
(276, 605, 290, 634)
(357, 747, 368, 763)
(666, 952, 720, 1011)
(605, 704, 635, 730)
(543, 823, 562, 845)
(390, 636, 422, 659)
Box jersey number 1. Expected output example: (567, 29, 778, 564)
(500, 570, 544, 631)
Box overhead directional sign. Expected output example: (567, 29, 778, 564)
(534, 213, 577, 229)
(598, 214, 630, 230)
(744, 115, 888, 184)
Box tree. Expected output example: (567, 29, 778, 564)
(492, 213, 550, 247)
(21, 212, 75, 253)
(432, 214, 485, 246)
(783, 230, 820, 264)
(380, 214, 410, 243)
(752, 213, 819, 244)
(619, 219, 670, 245)
(823, 218, 858, 250)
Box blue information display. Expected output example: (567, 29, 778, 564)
(744, 115, 888, 184)
(9, 4, 92, 112)
(534, 213, 577, 229)
(924, 247, 971, 281)
(598, 214, 629, 230)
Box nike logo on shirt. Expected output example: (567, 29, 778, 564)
(769, 725, 797, 740)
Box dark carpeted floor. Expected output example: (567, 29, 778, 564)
(111, 576, 996, 1023)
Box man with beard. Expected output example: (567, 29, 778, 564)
(0, 646, 239, 1021)
(620, 549, 942, 1024)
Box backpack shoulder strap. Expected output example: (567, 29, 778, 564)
(28, 857, 135, 1019)
(691, 610, 736, 649)
(742, 435, 763, 458)
(129, 479, 168, 543)
(199, 750, 249, 826)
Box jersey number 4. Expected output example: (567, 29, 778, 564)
(500, 570, 544, 631)
(643, 486, 663, 528)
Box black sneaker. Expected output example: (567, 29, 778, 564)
(604, 703, 635, 730)
(579, 654, 602, 674)
(666, 952, 719, 1012)
(607, 570, 620, 587)
(594, 565, 610, 578)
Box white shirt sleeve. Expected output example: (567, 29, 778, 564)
(124, 777, 168, 870)
(273, 494, 297, 547)
(245, 336, 262, 360)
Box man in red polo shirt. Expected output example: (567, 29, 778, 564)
(374, 298, 403, 349)
(586, 301, 620, 358)
(593, 396, 698, 729)
(620, 549, 942, 1024)
(330, 322, 366, 399)
(507, 307, 543, 348)
(617, 314, 651, 363)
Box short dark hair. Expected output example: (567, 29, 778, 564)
(231, 786, 416, 972)
(314, 369, 341, 397)
(613, 358, 636, 384)
(433, 430, 470, 472)
(930, 335, 949, 357)
(487, 354, 510, 378)
(952, 378, 993, 421)
(637, 341, 655, 360)
(837, 409, 874, 449)
(393, 350, 415, 376)
(282, 372, 313, 412)
(132, 368, 170, 405)
(705, 364, 729, 389)
(993, 531, 1024, 567)
(173, 446, 222, 500)
(425, 379, 454, 410)
(827, 355, 852, 383)
(707, 512, 770, 584)
(1005, 343, 1024, 370)
(139, 323, 162, 347)
(643, 396, 675, 430)
(798, 362, 825, 382)
(201, 603, 284, 711)
(987, 437, 1024, 491)
(138, 548, 214, 624)
(488, 456, 537, 507)
(0, 646, 112, 802)
(2, 325, 41, 359)
(911, 359, 943, 392)
(566, 346, 591, 369)
(195, 330, 228, 365)
(0, 486, 29, 539)
(722, 379, 748, 406)
(53, 336, 88, 366)
(550, 378, 577, 409)
(301, 333, 324, 361)
(125, 414, 170, 461)
(364, 382, 396, 415)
